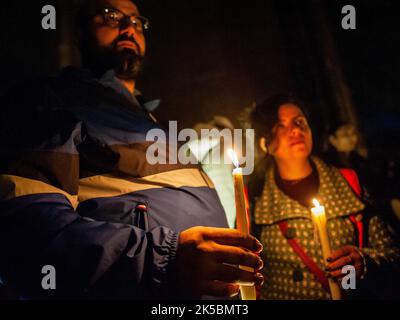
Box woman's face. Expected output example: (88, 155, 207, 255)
(329, 124, 358, 153)
(269, 104, 313, 162)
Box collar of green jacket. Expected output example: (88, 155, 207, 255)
(254, 157, 365, 225)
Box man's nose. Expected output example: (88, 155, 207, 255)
(119, 19, 140, 39)
(120, 26, 135, 38)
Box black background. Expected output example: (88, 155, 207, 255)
(0, 0, 399, 155)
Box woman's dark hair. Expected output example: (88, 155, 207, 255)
(251, 93, 311, 145)
(247, 93, 311, 203)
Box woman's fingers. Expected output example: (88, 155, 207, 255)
(328, 268, 345, 279)
(328, 261, 364, 280)
(326, 247, 365, 280)
(328, 264, 364, 280)
(326, 255, 353, 271)
(327, 246, 353, 262)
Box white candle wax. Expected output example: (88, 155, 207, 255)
(229, 150, 257, 300)
(311, 199, 342, 300)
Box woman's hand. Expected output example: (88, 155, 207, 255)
(326, 245, 365, 281)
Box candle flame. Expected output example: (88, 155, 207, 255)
(312, 199, 321, 208)
(227, 149, 240, 168)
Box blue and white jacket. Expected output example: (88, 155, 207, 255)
(0, 68, 228, 299)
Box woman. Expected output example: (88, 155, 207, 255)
(250, 94, 400, 300)
(322, 121, 370, 182)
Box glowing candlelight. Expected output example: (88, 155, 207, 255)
(228, 149, 257, 300)
(311, 199, 342, 300)
(227, 149, 241, 173)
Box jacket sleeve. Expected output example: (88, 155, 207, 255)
(362, 215, 400, 269)
(0, 87, 179, 298)
(0, 192, 179, 299)
(360, 212, 400, 297)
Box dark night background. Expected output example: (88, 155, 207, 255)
(0, 0, 399, 198)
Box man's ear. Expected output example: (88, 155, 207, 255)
(259, 137, 268, 155)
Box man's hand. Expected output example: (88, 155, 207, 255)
(326, 245, 365, 281)
(176, 227, 264, 298)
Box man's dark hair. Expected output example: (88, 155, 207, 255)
(251, 93, 310, 145)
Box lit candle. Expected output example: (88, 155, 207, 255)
(228, 149, 257, 300)
(311, 199, 342, 300)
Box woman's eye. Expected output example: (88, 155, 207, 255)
(295, 119, 307, 127)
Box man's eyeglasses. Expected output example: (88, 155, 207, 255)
(96, 8, 150, 33)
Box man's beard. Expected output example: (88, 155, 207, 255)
(113, 48, 144, 80)
(81, 36, 145, 80)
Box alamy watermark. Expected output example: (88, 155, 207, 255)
(40, 4, 356, 31)
(341, 265, 357, 290)
(41, 265, 56, 290)
(342, 5, 356, 30)
(41, 5, 56, 30)
(38, 264, 357, 294)
(145, 121, 255, 175)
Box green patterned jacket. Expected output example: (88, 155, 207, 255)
(254, 157, 400, 300)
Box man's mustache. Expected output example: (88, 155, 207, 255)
(113, 35, 142, 55)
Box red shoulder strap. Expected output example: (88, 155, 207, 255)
(339, 168, 361, 197)
(278, 222, 330, 292)
(339, 169, 364, 248)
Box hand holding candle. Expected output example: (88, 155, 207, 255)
(228, 149, 258, 300)
(311, 199, 342, 300)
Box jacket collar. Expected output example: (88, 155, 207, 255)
(99, 69, 161, 112)
(254, 157, 365, 225)
(59, 67, 161, 113)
